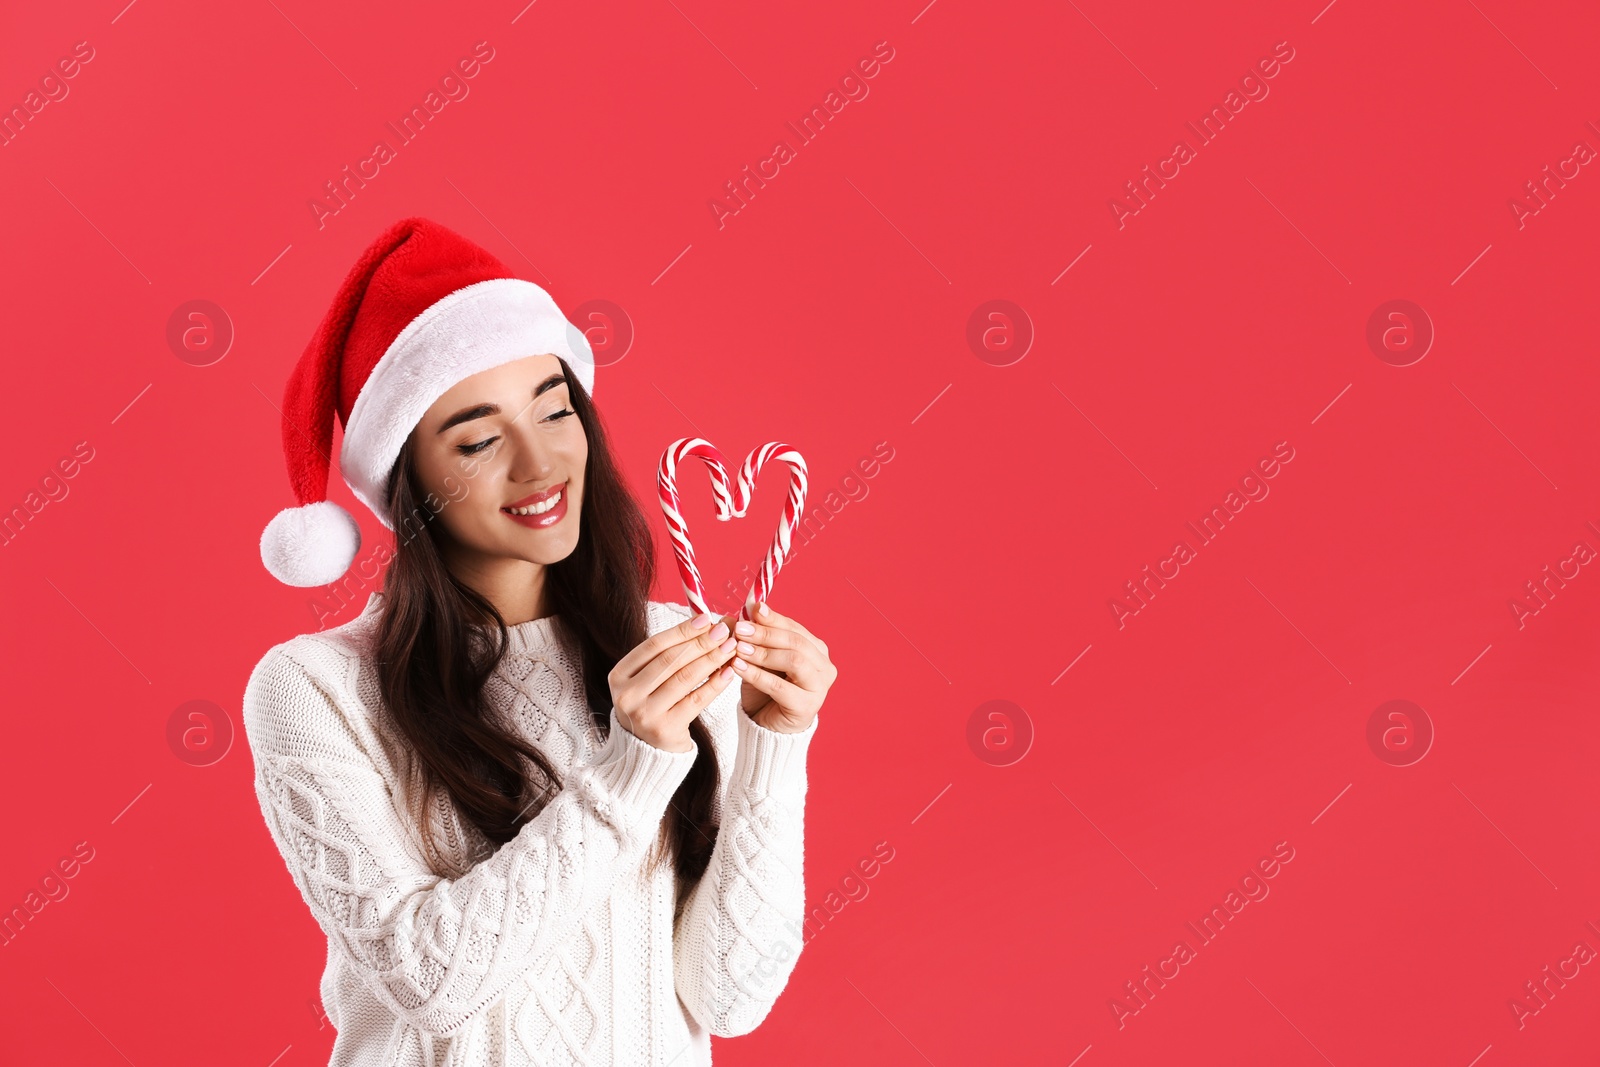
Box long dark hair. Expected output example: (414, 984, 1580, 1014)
(371, 356, 720, 901)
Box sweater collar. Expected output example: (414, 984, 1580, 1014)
(502, 613, 563, 655)
(362, 591, 563, 655)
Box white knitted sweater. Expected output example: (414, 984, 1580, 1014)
(241, 592, 817, 1066)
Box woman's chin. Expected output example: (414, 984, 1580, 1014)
(509, 527, 580, 564)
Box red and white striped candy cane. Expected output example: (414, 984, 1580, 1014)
(656, 438, 809, 622)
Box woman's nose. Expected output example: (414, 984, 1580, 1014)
(504, 415, 554, 481)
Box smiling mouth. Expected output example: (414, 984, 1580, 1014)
(501, 482, 569, 527)
(504, 488, 563, 516)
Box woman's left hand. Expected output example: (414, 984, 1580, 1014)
(725, 601, 836, 733)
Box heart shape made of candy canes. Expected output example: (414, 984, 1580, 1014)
(656, 438, 809, 622)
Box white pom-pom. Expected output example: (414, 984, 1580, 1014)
(260, 500, 362, 587)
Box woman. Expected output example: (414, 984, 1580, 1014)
(243, 217, 836, 1066)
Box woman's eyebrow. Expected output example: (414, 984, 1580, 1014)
(435, 373, 568, 434)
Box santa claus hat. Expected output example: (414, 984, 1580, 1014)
(260, 216, 596, 587)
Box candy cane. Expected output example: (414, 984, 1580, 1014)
(656, 438, 809, 622)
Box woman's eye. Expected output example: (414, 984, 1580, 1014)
(456, 411, 571, 454)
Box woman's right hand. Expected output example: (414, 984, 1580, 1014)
(607, 612, 738, 752)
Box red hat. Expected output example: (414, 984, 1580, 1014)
(260, 216, 595, 587)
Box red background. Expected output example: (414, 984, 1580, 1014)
(2, 0, 1598, 1063)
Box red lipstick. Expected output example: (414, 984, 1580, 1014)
(501, 481, 569, 529)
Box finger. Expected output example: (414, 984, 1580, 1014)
(649, 632, 737, 711)
(669, 658, 738, 719)
(641, 627, 733, 704)
(636, 619, 732, 693)
(731, 657, 813, 713)
(750, 600, 803, 634)
(731, 642, 824, 689)
(615, 609, 722, 680)
(734, 617, 828, 668)
(733, 616, 803, 651)
(750, 601, 826, 652)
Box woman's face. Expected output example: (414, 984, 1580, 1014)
(408, 353, 587, 575)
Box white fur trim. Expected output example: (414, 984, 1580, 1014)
(340, 278, 596, 529)
(260, 500, 362, 587)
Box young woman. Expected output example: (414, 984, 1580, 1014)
(243, 217, 836, 1066)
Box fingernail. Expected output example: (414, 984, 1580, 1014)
(719, 665, 734, 682)
(758, 602, 770, 617)
(694, 613, 716, 628)
(732, 657, 747, 671)
(710, 622, 729, 641)
(719, 637, 736, 653)
(736, 620, 755, 636)
(737, 641, 755, 655)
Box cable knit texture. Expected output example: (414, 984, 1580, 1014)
(241, 592, 817, 1066)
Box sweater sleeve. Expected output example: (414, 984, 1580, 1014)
(672, 691, 818, 1037)
(241, 642, 698, 1038)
